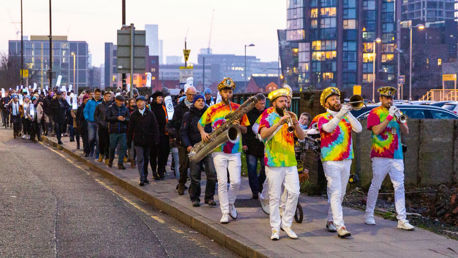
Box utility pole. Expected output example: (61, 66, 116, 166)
(202, 56, 205, 91)
(48, 0, 53, 89)
(122, 0, 127, 91)
(130, 23, 134, 98)
(20, 0, 24, 86)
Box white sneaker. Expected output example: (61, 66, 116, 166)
(22, 135, 26, 139)
(397, 220, 415, 231)
(337, 226, 351, 238)
(271, 229, 280, 240)
(229, 204, 238, 219)
(220, 213, 229, 224)
(365, 214, 376, 225)
(281, 226, 298, 239)
(326, 221, 337, 232)
(259, 196, 270, 215)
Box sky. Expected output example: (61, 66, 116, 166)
(1, 0, 286, 67)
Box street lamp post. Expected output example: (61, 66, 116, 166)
(372, 37, 381, 102)
(244, 43, 255, 87)
(409, 22, 425, 101)
(71, 52, 76, 93)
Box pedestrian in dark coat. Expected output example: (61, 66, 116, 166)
(127, 96, 160, 186)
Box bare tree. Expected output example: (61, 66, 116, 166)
(0, 52, 20, 90)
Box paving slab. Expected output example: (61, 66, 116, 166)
(42, 135, 458, 258)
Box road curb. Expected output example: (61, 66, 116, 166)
(41, 136, 272, 258)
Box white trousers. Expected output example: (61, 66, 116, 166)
(323, 160, 352, 228)
(266, 166, 300, 230)
(212, 152, 241, 215)
(366, 158, 406, 221)
(260, 177, 288, 211)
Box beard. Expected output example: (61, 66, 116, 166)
(275, 107, 285, 116)
(328, 103, 341, 112)
(222, 96, 230, 104)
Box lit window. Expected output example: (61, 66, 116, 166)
(363, 74, 374, 82)
(323, 72, 334, 80)
(363, 42, 374, 52)
(438, 58, 442, 65)
(381, 54, 394, 63)
(312, 41, 322, 50)
(311, 8, 318, 18)
(311, 19, 318, 28)
(363, 53, 375, 62)
(320, 7, 336, 17)
(343, 19, 356, 29)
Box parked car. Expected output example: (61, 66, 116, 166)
(441, 101, 458, 115)
(429, 101, 450, 107)
(351, 104, 458, 119)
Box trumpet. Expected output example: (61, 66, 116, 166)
(391, 105, 407, 123)
(283, 108, 295, 133)
(344, 95, 366, 111)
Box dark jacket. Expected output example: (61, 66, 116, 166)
(242, 108, 265, 157)
(150, 102, 168, 136)
(180, 106, 207, 148)
(127, 108, 160, 147)
(94, 100, 111, 128)
(168, 100, 190, 144)
(51, 97, 70, 123)
(43, 95, 53, 116)
(106, 104, 130, 134)
(1, 96, 11, 111)
(76, 102, 87, 133)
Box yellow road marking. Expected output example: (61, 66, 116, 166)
(39, 142, 165, 224)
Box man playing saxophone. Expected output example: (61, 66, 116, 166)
(258, 88, 305, 240)
(364, 86, 414, 231)
(198, 78, 249, 224)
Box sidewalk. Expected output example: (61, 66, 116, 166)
(42, 135, 458, 258)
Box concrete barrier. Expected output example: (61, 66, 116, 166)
(351, 119, 456, 190)
(419, 120, 455, 186)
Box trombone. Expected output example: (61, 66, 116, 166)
(344, 95, 366, 111)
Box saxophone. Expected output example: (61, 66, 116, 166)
(188, 93, 265, 163)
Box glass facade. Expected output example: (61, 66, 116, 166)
(9, 38, 89, 88)
(280, 0, 401, 96)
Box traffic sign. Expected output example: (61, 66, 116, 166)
(442, 74, 456, 81)
(398, 75, 405, 85)
(353, 85, 361, 95)
(183, 49, 191, 63)
(117, 26, 146, 74)
(20, 69, 28, 78)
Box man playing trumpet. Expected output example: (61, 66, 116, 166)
(364, 86, 414, 231)
(258, 88, 305, 240)
(314, 87, 362, 238)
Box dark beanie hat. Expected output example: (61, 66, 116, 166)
(193, 94, 204, 104)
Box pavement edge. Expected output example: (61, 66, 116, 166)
(41, 136, 272, 258)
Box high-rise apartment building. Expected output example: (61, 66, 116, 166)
(281, 0, 400, 97)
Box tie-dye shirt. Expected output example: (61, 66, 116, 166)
(315, 112, 354, 161)
(257, 107, 297, 167)
(199, 102, 250, 154)
(367, 106, 403, 159)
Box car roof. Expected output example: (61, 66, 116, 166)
(355, 104, 458, 118)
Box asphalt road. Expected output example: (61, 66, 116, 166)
(0, 128, 236, 258)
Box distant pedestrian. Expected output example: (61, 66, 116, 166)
(106, 95, 129, 169)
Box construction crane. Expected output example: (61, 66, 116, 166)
(207, 9, 215, 53)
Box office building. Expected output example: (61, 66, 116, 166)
(9, 35, 89, 88)
(145, 24, 163, 64)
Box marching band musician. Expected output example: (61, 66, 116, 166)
(364, 86, 414, 231)
(314, 87, 362, 238)
(258, 88, 305, 240)
(198, 78, 250, 224)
